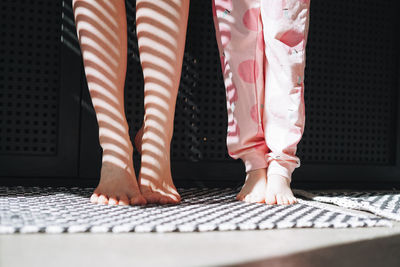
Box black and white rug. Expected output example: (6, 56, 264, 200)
(0, 186, 391, 233)
(295, 189, 400, 222)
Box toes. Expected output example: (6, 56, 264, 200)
(118, 195, 130, 206)
(91, 192, 141, 205)
(276, 194, 285, 205)
(140, 186, 180, 204)
(108, 196, 118, 205)
(142, 192, 161, 204)
(174, 193, 181, 203)
(90, 193, 99, 203)
(265, 194, 277, 205)
(97, 195, 109, 205)
(236, 194, 244, 201)
(239, 193, 264, 203)
(266, 193, 297, 205)
(251, 195, 265, 203)
(288, 196, 298, 205)
(159, 196, 169, 205)
(243, 194, 255, 203)
(159, 193, 180, 205)
(280, 195, 296, 205)
(171, 192, 181, 203)
(166, 195, 180, 204)
(140, 188, 159, 204)
(243, 194, 250, 202)
(158, 188, 180, 204)
(130, 195, 147, 206)
(282, 196, 290, 205)
(167, 197, 179, 204)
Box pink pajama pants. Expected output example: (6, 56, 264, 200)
(212, 0, 310, 180)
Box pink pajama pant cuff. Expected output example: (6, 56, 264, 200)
(266, 160, 297, 182)
(241, 151, 268, 173)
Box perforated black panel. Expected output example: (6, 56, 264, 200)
(185, 0, 228, 161)
(297, 0, 398, 164)
(0, 0, 60, 155)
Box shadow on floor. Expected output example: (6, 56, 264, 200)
(232, 233, 400, 267)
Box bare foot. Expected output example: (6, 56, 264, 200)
(90, 156, 146, 206)
(137, 126, 181, 205)
(265, 174, 297, 205)
(237, 168, 267, 203)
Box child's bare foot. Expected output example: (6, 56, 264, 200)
(236, 168, 267, 203)
(90, 152, 146, 206)
(265, 174, 297, 205)
(137, 126, 181, 205)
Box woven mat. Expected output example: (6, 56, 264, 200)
(295, 189, 400, 221)
(0, 186, 391, 234)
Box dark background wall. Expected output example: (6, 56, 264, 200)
(0, 0, 399, 188)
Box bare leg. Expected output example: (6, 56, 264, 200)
(135, 0, 189, 204)
(73, 0, 146, 205)
(134, 125, 143, 154)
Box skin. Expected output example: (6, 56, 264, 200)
(135, 0, 189, 204)
(265, 174, 297, 205)
(237, 168, 268, 203)
(73, 0, 295, 206)
(73, 0, 145, 205)
(237, 169, 297, 205)
(73, 0, 189, 205)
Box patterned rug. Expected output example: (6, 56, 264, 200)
(295, 189, 400, 221)
(0, 186, 391, 234)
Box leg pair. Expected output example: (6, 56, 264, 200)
(73, 0, 189, 205)
(213, 0, 310, 204)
